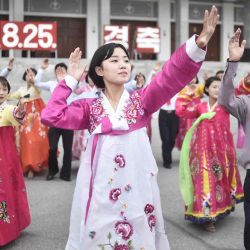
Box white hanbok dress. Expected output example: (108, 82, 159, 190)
(66, 91, 170, 250)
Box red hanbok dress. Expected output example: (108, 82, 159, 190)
(177, 100, 244, 223)
(0, 102, 30, 246)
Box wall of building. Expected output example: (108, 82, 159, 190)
(0, 0, 247, 62)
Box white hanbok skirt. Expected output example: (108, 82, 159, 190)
(66, 129, 170, 250)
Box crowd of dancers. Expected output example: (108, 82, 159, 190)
(0, 5, 250, 250)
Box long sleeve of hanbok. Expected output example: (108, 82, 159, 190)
(8, 86, 41, 100)
(35, 69, 55, 92)
(218, 62, 247, 124)
(1, 105, 25, 127)
(140, 35, 206, 114)
(41, 76, 90, 130)
(8, 89, 22, 100)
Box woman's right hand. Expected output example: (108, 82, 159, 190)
(68, 47, 85, 81)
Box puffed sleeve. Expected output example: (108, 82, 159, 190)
(41, 76, 90, 130)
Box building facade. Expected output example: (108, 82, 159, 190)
(0, 0, 246, 61)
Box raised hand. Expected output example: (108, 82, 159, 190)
(228, 28, 246, 62)
(68, 47, 84, 81)
(8, 58, 14, 71)
(41, 58, 49, 70)
(196, 5, 219, 48)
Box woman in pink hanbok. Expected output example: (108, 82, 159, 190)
(178, 76, 244, 232)
(41, 7, 218, 250)
(0, 77, 30, 246)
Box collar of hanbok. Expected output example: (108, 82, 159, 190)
(85, 89, 131, 224)
(91, 89, 130, 134)
(208, 101, 217, 112)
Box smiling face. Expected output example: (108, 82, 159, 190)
(206, 80, 220, 100)
(0, 82, 9, 104)
(95, 47, 131, 88)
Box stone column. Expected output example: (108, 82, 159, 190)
(9, 0, 24, 57)
(242, 0, 250, 61)
(220, 2, 234, 62)
(86, 0, 99, 59)
(175, 0, 189, 48)
(100, 0, 111, 46)
(158, 0, 171, 60)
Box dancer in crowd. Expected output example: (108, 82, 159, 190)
(179, 75, 244, 232)
(159, 93, 179, 168)
(35, 60, 74, 181)
(41, 6, 218, 249)
(151, 62, 181, 167)
(0, 58, 14, 78)
(8, 68, 49, 178)
(0, 76, 30, 246)
(218, 28, 250, 250)
(175, 76, 202, 150)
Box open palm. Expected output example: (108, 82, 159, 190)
(196, 5, 219, 48)
(68, 47, 84, 81)
(229, 28, 246, 61)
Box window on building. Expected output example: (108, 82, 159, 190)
(24, 0, 86, 14)
(189, 23, 221, 61)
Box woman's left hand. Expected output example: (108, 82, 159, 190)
(196, 5, 219, 48)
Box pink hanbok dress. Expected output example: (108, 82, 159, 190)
(41, 35, 205, 250)
(0, 102, 30, 246)
(177, 100, 244, 223)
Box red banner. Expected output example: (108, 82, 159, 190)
(0, 21, 57, 51)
